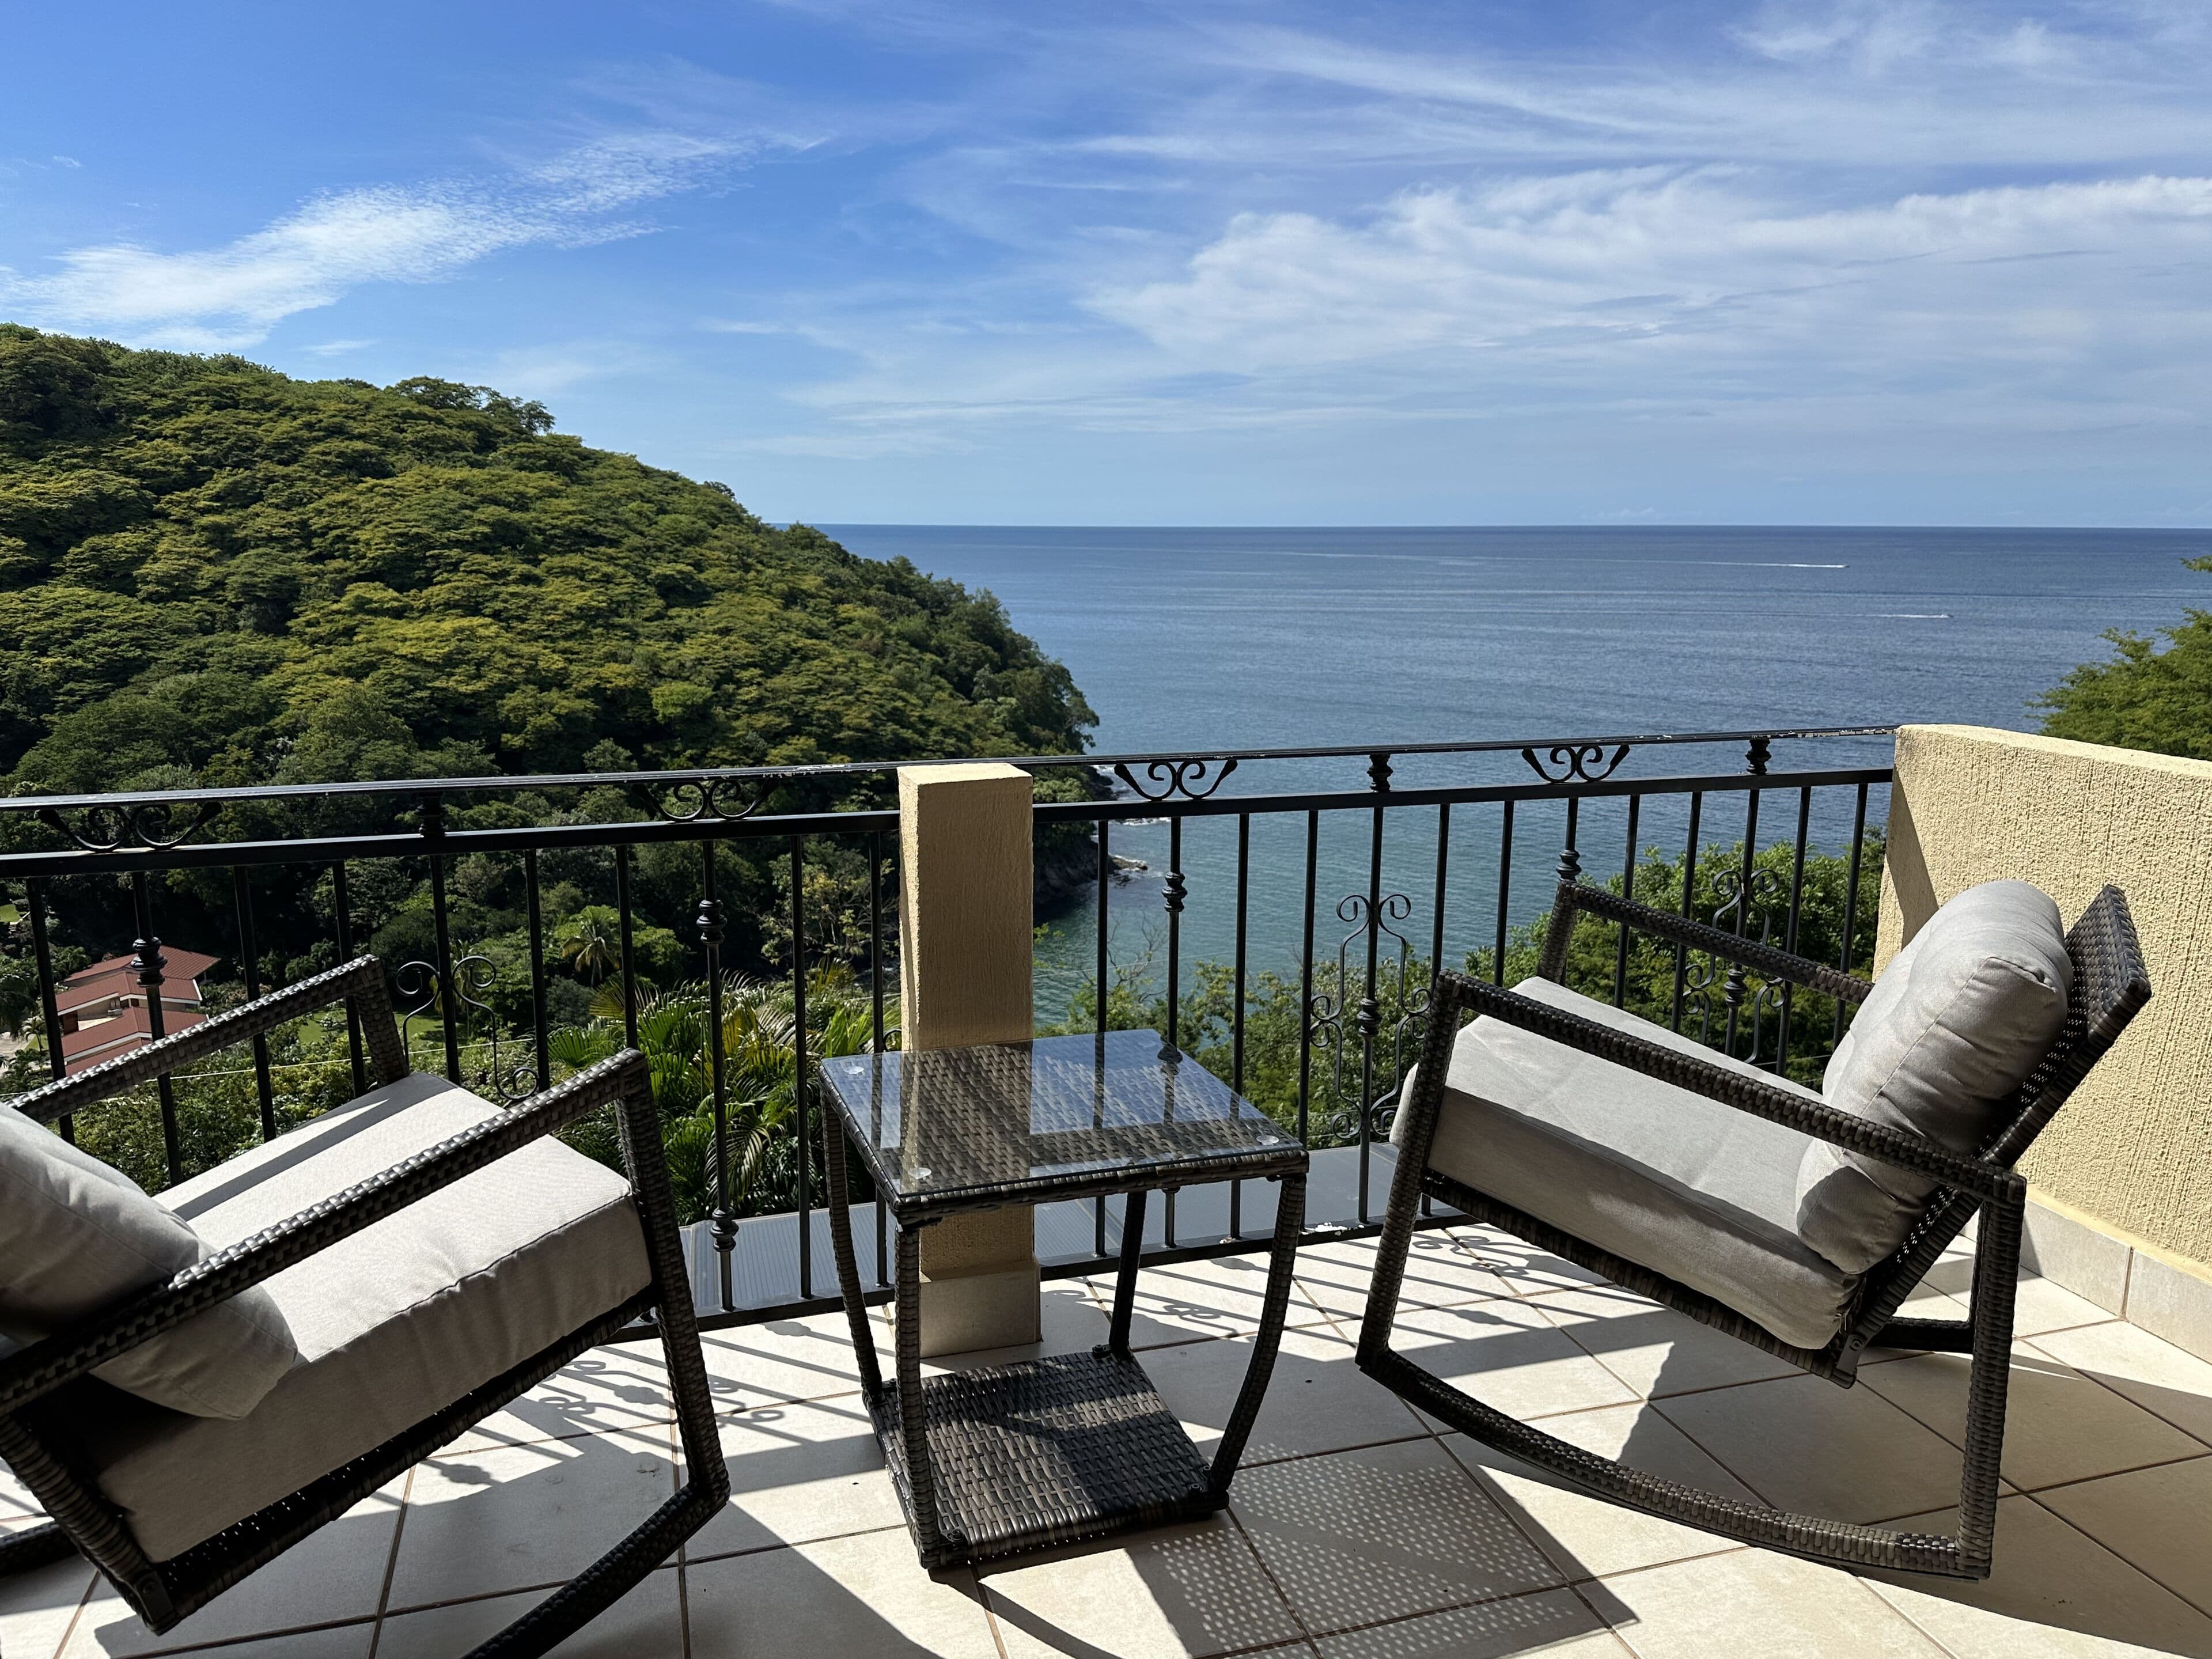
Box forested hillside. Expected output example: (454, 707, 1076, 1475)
(0, 325, 1092, 793)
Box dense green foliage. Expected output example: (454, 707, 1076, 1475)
(0, 325, 1093, 791)
(1050, 832, 1884, 1145)
(0, 327, 1096, 1138)
(2037, 556, 2212, 758)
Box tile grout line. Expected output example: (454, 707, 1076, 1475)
(362, 1464, 414, 1659)
(2017, 1328, 2212, 1450)
(2017, 1485, 2212, 1623)
(1222, 1503, 1321, 1651)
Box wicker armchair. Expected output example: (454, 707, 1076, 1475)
(0, 956, 728, 1657)
(1358, 866, 2150, 1580)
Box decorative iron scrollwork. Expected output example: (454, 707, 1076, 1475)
(398, 953, 535, 1104)
(1112, 757, 1239, 802)
(1520, 743, 1631, 785)
(638, 775, 783, 824)
(37, 800, 220, 854)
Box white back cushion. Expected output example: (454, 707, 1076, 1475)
(1796, 880, 2070, 1272)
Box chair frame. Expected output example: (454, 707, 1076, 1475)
(0, 956, 729, 1656)
(1358, 870, 2150, 1580)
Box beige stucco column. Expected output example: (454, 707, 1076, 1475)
(898, 762, 1041, 1355)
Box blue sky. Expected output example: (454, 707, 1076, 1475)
(3, 1, 2209, 525)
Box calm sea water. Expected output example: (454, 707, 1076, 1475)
(819, 527, 2210, 1017)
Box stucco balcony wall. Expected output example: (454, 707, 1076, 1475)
(1880, 722, 2212, 1357)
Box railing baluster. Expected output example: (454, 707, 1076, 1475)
(331, 861, 368, 1097)
(1297, 809, 1319, 1149)
(699, 843, 734, 1311)
(1615, 794, 1640, 1007)
(232, 867, 276, 1140)
(1725, 779, 1762, 1056)
(422, 794, 461, 1084)
(614, 845, 639, 1050)
(1836, 782, 1871, 1046)
(1357, 789, 1387, 1226)
(1778, 786, 1813, 1073)
(872, 829, 889, 1288)
(1163, 815, 1183, 1248)
(129, 871, 180, 1185)
(1229, 811, 1249, 1241)
(524, 850, 551, 1095)
(791, 834, 812, 1301)
(26, 878, 70, 1140)
(1423, 802, 1450, 1219)
(1671, 791, 1703, 1031)
(1095, 815, 1110, 1260)
(1493, 801, 1514, 987)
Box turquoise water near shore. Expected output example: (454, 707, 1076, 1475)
(819, 526, 2210, 1018)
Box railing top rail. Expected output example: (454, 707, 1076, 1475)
(0, 724, 1900, 816)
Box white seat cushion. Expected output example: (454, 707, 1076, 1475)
(61, 1071, 652, 1562)
(1395, 978, 1859, 1351)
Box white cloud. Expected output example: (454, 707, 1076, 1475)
(0, 132, 762, 351)
(1088, 171, 2212, 389)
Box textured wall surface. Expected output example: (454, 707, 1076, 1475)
(1878, 724, 2212, 1267)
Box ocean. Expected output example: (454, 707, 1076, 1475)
(819, 526, 2210, 1017)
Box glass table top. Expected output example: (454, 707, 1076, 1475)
(816, 1030, 1308, 1217)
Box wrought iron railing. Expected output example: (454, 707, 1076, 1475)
(0, 725, 1893, 1329)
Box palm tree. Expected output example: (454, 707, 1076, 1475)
(548, 965, 896, 1225)
(554, 907, 624, 986)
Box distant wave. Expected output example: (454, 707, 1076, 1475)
(1877, 612, 1952, 619)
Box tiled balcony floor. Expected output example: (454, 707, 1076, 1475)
(7, 1224, 2212, 1657)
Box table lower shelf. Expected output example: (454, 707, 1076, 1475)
(870, 1348, 1222, 1567)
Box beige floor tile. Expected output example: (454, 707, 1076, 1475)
(385, 1427, 677, 1610)
(2030, 1319, 2212, 1444)
(684, 1393, 903, 1559)
(1448, 1229, 1610, 1300)
(1146, 1327, 1427, 1465)
(1858, 1345, 2206, 1491)
(1232, 1437, 1562, 1635)
(1924, 1274, 2118, 1340)
(1, 1463, 45, 1533)
(986, 1514, 1305, 1658)
(0, 1554, 93, 1659)
(78, 1626, 374, 1658)
(1294, 1230, 1512, 1324)
(687, 1529, 999, 1657)
(1314, 1588, 1627, 1658)
(64, 1486, 403, 1657)
(1442, 1406, 1764, 1581)
(446, 1339, 675, 1453)
(1529, 1286, 1804, 1399)
(1386, 1300, 1641, 1425)
(374, 1566, 681, 1658)
(1090, 1253, 1336, 1348)
(2035, 1456, 2212, 1616)
(1654, 1374, 1965, 1524)
(1863, 1495, 2212, 1658)
(698, 1308, 876, 1407)
(1594, 1548, 1946, 1658)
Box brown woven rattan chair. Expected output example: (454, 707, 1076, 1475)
(0, 957, 728, 1656)
(1358, 869, 2150, 1580)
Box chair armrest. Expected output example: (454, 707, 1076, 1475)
(1554, 884, 1874, 1003)
(0, 1050, 651, 1414)
(1431, 973, 2011, 1202)
(12, 957, 408, 1127)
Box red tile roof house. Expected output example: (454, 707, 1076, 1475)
(54, 949, 219, 1075)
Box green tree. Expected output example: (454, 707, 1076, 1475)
(2037, 556, 2212, 758)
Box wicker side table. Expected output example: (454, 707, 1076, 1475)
(817, 1030, 1309, 1569)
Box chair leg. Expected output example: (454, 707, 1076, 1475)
(461, 1069, 733, 1657)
